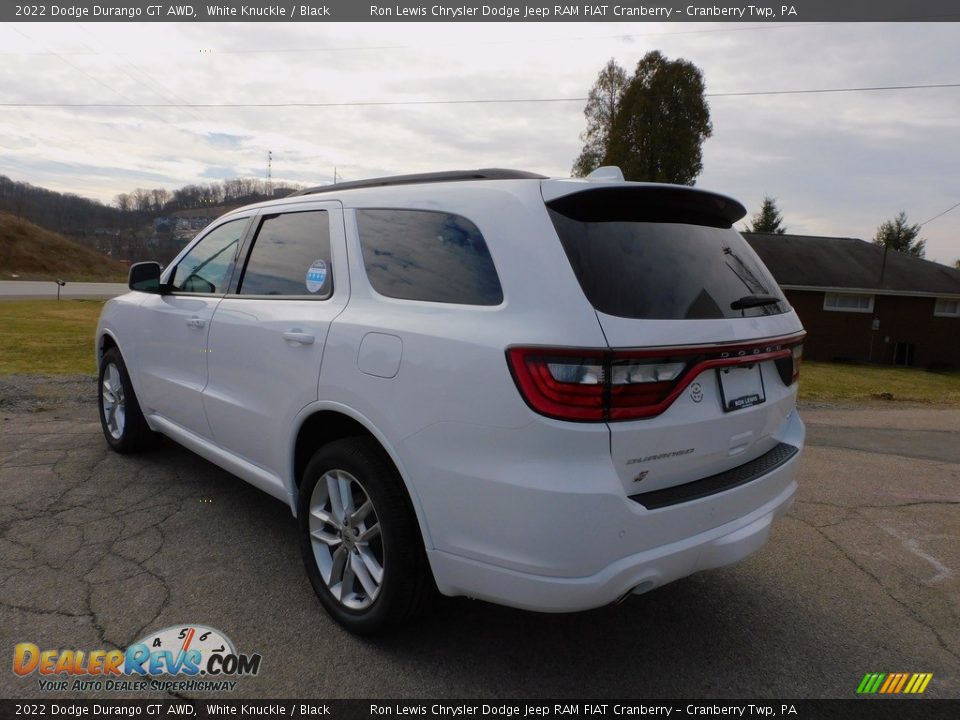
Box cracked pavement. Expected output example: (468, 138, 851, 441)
(1, 380, 958, 699)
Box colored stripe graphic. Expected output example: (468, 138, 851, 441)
(857, 672, 932, 694)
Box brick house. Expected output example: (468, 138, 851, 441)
(743, 232, 960, 369)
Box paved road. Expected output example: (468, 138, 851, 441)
(0, 281, 127, 299)
(0, 390, 957, 699)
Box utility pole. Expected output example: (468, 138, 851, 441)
(266, 150, 273, 197)
(333, 167, 338, 185)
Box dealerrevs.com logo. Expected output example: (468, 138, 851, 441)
(13, 624, 262, 693)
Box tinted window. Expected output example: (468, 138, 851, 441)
(356, 209, 503, 306)
(172, 218, 246, 294)
(239, 211, 332, 297)
(548, 206, 788, 320)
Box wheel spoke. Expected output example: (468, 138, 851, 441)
(351, 499, 373, 525)
(340, 557, 357, 601)
(357, 546, 384, 584)
(102, 380, 114, 403)
(351, 552, 379, 597)
(358, 521, 380, 543)
(310, 507, 339, 529)
(310, 528, 342, 547)
(325, 473, 345, 520)
(339, 474, 355, 515)
(329, 546, 347, 586)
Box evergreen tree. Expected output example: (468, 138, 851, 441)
(747, 196, 787, 234)
(873, 212, 926, 258)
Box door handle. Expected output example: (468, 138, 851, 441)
(283, 331, 315, 345)
(186, 316, 206, 329)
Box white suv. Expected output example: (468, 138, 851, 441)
(96, 168, 805, 633)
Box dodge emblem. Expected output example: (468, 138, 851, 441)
(690, 382, 703, 403)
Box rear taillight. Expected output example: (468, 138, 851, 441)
(506, 348, 606, 421)
(507, 335, 804, 422)
(775, 342, 803, 386)
(791, 343, 803, 383)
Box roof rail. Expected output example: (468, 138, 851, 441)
(289, 168, 547, 197)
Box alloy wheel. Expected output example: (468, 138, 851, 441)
(308, 469, 384, 610)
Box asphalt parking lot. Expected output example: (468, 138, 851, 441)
(1, 378, 957, 699)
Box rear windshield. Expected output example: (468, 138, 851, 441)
(547, 190, 788, 320)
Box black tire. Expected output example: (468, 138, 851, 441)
(97, 347, 156, 454)
(298, 437, 434, 634)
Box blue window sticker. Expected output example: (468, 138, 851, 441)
(306, 259, 328, 293)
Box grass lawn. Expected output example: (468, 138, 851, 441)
(0, 299, 105, 375)
(2, 300, 959, 406)
(799, 361, 960, 405)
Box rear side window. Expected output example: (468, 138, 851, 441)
(238, 211, 332, 297)
(547, 189, 788, 320)
(356, 209, 503, 306)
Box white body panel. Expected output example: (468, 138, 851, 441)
(202, 201, 349, 488)
(96, 173, 806, 613)
(135, 294, 220, 437)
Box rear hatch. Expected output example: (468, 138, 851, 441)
(541, 181, 804, 500)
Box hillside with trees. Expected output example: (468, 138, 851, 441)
(0, 175, 303, 268)
(0, 212, 128, 281)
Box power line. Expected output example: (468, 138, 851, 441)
(0, 23, 838, 57)
(2, 81, 958, 108)
(8, 27, 185, 130)
(919, 201, 960, 227)
(1, 97, 580, 108)
(708, 82, 960, 98)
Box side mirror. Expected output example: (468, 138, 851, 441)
(128, 262, 162, 293)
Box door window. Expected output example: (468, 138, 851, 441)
(171, 219, 247, 294)
(238, 211, 333, 298)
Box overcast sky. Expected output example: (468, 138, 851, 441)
(1, 21, 958, 264)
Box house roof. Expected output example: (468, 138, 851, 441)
(743, 232, 960, 296)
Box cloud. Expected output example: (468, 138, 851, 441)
(0, 21, 957, 263)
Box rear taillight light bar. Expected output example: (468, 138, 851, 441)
(506, 333, 805, 422)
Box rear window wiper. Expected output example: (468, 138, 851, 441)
(730, 294, 781, 311)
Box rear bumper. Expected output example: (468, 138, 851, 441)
(411, 409, 804, 612)
(427, 466, 797, 612)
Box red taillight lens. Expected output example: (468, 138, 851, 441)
(507, 335, 804, 422)
(506, 348, 606, 421)
(609, 356, 688, 420)
(506, 348, 691, 421)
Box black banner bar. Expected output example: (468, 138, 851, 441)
(2, 700, 959, 720)
(5, 0, 960, 23)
